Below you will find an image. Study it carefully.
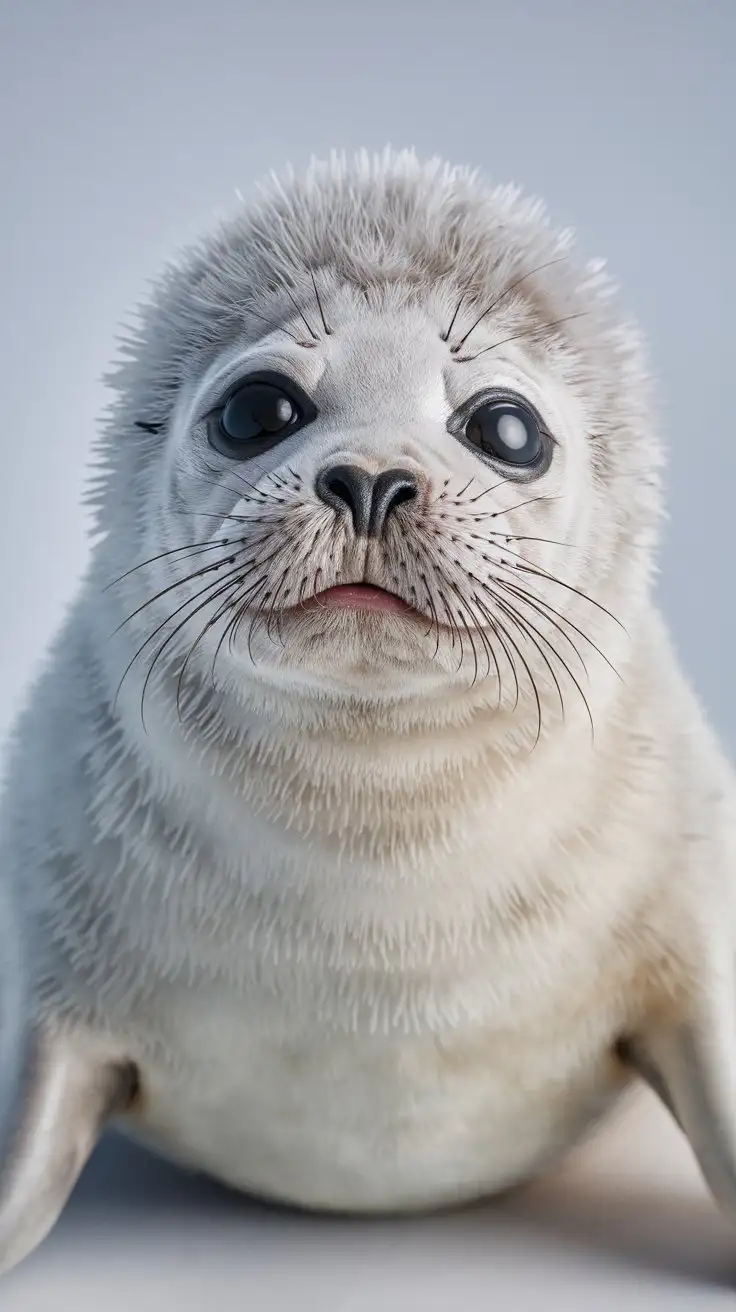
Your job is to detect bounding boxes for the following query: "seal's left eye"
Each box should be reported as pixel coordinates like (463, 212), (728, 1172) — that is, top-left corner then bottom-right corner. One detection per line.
(208, 374), (314, 460)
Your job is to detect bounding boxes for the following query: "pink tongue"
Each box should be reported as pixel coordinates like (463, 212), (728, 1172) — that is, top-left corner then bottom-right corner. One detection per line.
(307, 584), (413, 614)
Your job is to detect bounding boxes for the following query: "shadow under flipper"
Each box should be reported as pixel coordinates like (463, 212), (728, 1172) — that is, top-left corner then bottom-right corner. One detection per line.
(492, 1173), (736, 1290)
(26, 1088), (736, 1292)
(66, 1129), (247, 1216)
(489, 1084), (736, 1290)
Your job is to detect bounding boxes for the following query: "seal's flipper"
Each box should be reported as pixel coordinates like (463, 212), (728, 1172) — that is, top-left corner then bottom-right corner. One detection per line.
(0, 883), (29, 1207)
(619, 973), (736, 1222)
(0, 1027), (137, 1275)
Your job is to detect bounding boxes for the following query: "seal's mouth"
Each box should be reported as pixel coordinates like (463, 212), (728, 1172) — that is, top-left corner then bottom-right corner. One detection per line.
(293, 583), (418, 617)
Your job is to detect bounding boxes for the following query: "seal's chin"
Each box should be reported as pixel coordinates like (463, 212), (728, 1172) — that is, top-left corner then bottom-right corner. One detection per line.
(233, 581), (463, 696)
(292, 584), (418, 618)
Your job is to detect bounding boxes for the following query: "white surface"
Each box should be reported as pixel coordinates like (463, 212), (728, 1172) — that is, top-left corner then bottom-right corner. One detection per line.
(3, 1088), (734, 1308)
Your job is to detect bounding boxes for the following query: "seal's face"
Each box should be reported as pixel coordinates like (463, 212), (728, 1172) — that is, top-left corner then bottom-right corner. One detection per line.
(98, 155), (663, 729)
(161, 299), (582, 705)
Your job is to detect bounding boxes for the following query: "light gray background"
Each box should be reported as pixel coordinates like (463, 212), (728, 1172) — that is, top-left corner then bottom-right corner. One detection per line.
(0, 0), (734, 1305)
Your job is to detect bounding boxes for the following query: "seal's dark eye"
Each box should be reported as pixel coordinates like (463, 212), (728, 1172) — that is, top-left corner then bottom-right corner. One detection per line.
(465, 400), (543, 467)
(222, 385), (295, 440)
(208, 372), (315, 460)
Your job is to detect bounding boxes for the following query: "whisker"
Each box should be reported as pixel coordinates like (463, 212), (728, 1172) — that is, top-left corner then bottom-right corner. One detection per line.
(452, 590), (498, 688)
(462, 525), (576, 552)
(413, 528), (504, 682)
(214, 571), (270, 670)
(103, 537), (238, 591)
(458, 495), (560, 524)
(264, 566), (292, 644)
(492, 576), (588, 677)
(264, 468), (291, 492)
(180, 538), (296, 709)
(111, 548), (247, 635)
(466, 587), (518, 710)
(500, 533), (576, 550)
(138, 572), (249, 731)
(450, 589), (481, 685)
(242, 577), (274, 665)
(283, 284), (319, 343)
(510, 561), (626, 632)
(113, 536), (286, 692)
(464, 599), (501, 694)
(244, 305), (310, 347)
(492, 586), (595, 742)
(450, 257), (567, 353)
(463, 527), (624, 654)
(495, 574), (621, 681)
(175, 579), (246, 719)
(212, 578), (267, 679)
(495, 590), (566, 719)
(419, 572), (442, 657)
(174, 510), (288, 526)
(477, 591), (543, 746)
(457, 478), (508, 505)
(440, 290), (467, 344)
(410, 531), (461, 654)
(494, 494), (558, 519)
(195, 471), (273, 505)
(453, 313), (588, 364)
(309, 267), (332, 336)
(224, 466), (288, 502)
(113, 566), (245, 723)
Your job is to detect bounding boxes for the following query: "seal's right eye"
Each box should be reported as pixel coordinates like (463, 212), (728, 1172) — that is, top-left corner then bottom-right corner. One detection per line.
(207, 371), (316, 460)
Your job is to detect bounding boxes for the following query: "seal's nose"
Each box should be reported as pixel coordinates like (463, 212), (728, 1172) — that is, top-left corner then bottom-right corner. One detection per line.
(314, 463), (419, 537)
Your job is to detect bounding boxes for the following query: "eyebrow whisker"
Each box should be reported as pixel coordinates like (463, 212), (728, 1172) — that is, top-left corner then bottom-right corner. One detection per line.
(282, 284), (319, 343)
(453, 313), (588, 363)
(450, 257), (566, 354)
(244, 305), (310, 347)
(440, 290), (467, 343)
(309, 267), (332, 336)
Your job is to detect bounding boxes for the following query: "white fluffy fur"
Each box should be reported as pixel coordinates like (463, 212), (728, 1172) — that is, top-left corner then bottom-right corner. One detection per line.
(1, 149), (735, 1271)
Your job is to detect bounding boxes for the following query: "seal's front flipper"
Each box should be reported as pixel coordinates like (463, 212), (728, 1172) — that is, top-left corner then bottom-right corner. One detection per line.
(0, 1026), (138, 1275)
(619, 965), (736, 1223)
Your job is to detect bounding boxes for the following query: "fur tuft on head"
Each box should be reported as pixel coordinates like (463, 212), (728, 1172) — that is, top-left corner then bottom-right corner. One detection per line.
(86, 148), (662, 538)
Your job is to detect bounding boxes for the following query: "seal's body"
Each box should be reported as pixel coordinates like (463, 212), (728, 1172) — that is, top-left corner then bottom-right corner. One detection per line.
(1, 150), (735, 1271)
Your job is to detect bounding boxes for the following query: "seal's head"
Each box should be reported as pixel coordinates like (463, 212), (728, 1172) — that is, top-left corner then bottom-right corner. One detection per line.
(91, 150), (663, 738)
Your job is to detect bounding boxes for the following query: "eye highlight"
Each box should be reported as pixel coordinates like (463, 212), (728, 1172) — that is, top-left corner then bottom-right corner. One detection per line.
(207, 370), (317, 460)
(465, 398), (544, 467)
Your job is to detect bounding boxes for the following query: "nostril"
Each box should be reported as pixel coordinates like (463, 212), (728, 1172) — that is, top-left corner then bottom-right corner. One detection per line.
(369, 470), (419, 536)
(314, 464), (373, 533)
(314, 463), (420, 537)
(326, 476), (355, 506)
(388, 483), (417, 510)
